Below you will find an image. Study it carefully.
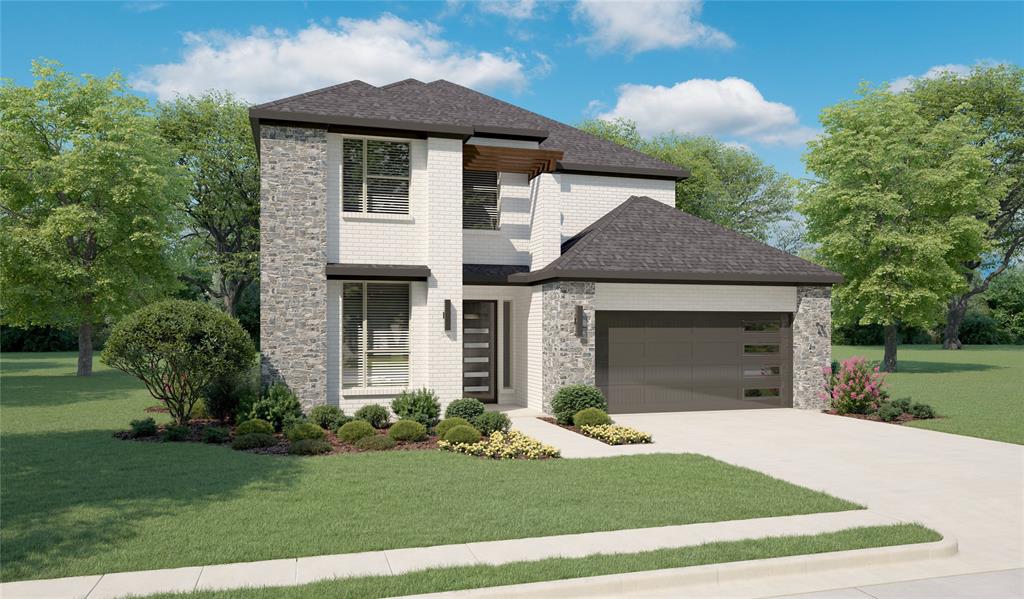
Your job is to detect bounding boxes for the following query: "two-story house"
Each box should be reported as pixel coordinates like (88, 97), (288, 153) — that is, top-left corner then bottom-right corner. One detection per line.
(252, 79), (841, 416)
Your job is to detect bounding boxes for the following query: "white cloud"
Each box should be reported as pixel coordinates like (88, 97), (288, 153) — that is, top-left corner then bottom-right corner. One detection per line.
(889, 63), (973, 93)
(573, 0), (733, 54)
(479, 0), (539, 19)
(134, 15), (532, 103)
(597, 77), (818, 146)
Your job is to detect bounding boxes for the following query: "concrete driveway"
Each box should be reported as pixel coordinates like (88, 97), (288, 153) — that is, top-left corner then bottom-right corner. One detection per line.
(607, 409), (1024, 589)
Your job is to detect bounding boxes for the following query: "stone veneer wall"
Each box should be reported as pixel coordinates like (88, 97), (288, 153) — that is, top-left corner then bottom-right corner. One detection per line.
(540, 281), (596, 414)
(259, 125), (328, 409)
(792, 285), (832, 410)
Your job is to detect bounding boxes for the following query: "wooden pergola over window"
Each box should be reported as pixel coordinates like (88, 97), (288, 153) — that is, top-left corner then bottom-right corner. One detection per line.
(463, 144), (563, 180)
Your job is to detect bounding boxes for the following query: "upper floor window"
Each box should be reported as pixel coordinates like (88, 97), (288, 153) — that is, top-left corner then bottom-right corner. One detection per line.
(342, 138), (410, 214)
(463, 170), (499, 230)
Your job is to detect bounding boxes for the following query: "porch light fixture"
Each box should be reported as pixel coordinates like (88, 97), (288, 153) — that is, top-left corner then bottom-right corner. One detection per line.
(444, 299), (452, 332)
(575, 305), (585, 338)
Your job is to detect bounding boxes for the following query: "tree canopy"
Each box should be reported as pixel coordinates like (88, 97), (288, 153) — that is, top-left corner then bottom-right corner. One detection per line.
(905, 64), (1024, 348)
(799, 84), (1006, 371)
(0, 60), (186, 375)
(156, 92), (260, 316)
(578, 118), (796, 242)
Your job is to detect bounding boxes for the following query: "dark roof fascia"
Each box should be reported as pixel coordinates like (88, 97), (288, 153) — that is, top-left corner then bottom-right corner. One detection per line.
(556, 161), (689, 181)
(250, 107), (474, 136)
(471, 125), (549, 141)
(508, 269), (843, 286)
(325, 263), (431, 281)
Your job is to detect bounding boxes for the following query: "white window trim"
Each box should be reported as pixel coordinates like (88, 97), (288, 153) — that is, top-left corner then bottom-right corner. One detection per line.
(341, 280), (411, 391)
(341, 135), (412, 215)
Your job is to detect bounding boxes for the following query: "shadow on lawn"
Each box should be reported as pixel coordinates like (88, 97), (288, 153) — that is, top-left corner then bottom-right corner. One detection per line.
(0, 369), (149, 408)
(0, 429), (301, 581)
(890, 360), (998, 374)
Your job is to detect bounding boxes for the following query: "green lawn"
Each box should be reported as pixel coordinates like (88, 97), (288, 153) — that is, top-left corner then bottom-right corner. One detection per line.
(0, 353), (860, 582)
(152, 524), (940, 599)
(833, 345), (1024, 444)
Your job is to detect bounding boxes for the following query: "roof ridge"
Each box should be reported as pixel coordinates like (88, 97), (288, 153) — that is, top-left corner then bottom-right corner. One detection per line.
(252, 80), (377, 110)
(381, 78), (425, 89)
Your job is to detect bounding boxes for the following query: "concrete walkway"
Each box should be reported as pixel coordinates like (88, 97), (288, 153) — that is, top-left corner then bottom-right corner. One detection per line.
(1, 509), (912, 599)
(503, 409), (1024, 597)
(777, 567), (1023, 598)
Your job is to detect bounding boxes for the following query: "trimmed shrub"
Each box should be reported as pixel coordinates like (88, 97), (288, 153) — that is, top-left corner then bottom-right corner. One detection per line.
(391, 388), (441, 427)
(130, 417), (158, 438)
(435, 417), (473, 439)
(355, 435), (396, 451)
(389, 419), (427, 442)
(236, 418), (274, 436)
(551, 385), (607, 425)
(286, 422), (326, 442)
(573, 407), (612, 427)
(163, 424), (190, 442)
(337, 420), (376, 444)
(309, 405), (346, 430)
(102, 300), (256, 425)
(248, 382), (303, 432)
(443, 424), (482, 444)
(445, 398), (486, 421)
(910, 403), (936, 419)
(822, 357), (888, 415)
(288, 439), (332, 455)
(231, 432), (278, 450)
(473, 412), (511, 436)
(354, 404), (389, 429)
(878, 403), (902, 422)
(202, 369), (258, 423)
(202, 426), (230, 444)
(579, 424), (652, 445)
(889, 397), (912, 414)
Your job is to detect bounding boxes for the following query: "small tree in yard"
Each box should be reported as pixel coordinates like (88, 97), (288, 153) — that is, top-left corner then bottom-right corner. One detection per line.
(102, 300), (255, 424)
(800, 84), (1005, 371)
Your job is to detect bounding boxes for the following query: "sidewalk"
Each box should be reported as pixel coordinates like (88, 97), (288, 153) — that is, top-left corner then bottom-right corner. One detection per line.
(1, 510), (910, 599)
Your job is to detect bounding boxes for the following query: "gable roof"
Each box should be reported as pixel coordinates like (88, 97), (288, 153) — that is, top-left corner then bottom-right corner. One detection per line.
(250, 79), (687, 180)
(510, 196), (843, 285)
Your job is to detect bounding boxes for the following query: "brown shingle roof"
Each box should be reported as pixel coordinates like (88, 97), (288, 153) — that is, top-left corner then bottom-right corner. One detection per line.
(510, 196), (842, 285)
(250, 79), (687, 179)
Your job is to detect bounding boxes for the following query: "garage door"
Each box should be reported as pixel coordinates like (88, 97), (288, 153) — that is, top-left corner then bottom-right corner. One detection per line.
(595, 311), (792, 413)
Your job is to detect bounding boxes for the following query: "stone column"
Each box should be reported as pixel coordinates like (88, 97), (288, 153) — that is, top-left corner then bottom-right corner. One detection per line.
(259, 125), (328, 409)
(540, 281), (596, 414)
(792, 285), (832, 410)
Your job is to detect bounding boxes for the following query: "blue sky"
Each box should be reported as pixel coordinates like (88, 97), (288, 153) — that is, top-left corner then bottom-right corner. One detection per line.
(3, 1), (1022, 178)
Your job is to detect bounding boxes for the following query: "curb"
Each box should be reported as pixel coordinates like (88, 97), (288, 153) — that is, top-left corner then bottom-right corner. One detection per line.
(393, 535), (958, 599)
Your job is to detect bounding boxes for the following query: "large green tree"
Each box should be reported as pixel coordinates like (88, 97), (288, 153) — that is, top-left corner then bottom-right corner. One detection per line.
(156, 92), (260, 316)
(0, 60), (185, 375)
(799, 85), (1005, 371)
(578, 118), (796, 241)
(906, 65), (1024, 349)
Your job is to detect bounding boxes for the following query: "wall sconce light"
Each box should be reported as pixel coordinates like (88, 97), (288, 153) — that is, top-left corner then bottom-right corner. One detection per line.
(575, 305), (584, 338)
(444, 299), (452, 332)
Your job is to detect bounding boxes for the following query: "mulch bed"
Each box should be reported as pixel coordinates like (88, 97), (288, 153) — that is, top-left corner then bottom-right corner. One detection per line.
(115, 421), (440, 456)
(537, 416), (615, 444)
(825, 410), (940, 425)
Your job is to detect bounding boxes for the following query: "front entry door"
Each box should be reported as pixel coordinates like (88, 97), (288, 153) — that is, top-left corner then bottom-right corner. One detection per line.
(463, 300), (497, 402)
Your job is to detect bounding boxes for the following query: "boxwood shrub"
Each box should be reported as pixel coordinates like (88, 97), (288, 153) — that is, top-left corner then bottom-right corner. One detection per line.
(444, 398), (485, 421)
(551, 385), (607, 424)
(202, 426), (230, 444)
(309, 405), (346, 430)
(391, 388), (441, 427)
(288, 439), (333, 455)
(130, 417), (158, 438)
(236, 418), (274, 436)
(337, 420), (376, 444)
(910, 402), (935, 419)
(248, 383), (303, 432)
(435, 417), (473, 439)
(473, 412), (511, 436)
(231, 432), (278, 450)
(355, 435), (396, 451)
(354, 404), (389, 429)
(163, 424), (190, 442)
(388, 419), (427, 442)
(444, 424), (482, 444)
(878, 403), (902, 422)
(286, 422), (326, 442)
(573, 407), (612, 427)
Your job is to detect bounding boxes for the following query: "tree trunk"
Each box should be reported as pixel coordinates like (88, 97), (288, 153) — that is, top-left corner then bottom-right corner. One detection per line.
(943, 296), (968, 350)
(221, 278), (249, 317)
(882, 324), (899, 373)
(77, 321), (93, 376)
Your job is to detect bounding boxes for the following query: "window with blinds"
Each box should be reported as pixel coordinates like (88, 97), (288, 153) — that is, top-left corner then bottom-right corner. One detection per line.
(463, 170), (499, 230)
(342, 138), (411, 214)
(341, 282), (410, 388)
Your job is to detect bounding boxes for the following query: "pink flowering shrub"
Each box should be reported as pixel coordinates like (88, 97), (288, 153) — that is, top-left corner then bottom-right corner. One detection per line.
(821, 357), (888, 414)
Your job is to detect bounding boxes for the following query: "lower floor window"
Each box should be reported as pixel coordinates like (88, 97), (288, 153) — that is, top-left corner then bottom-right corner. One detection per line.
(342, 282), (410, 388)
